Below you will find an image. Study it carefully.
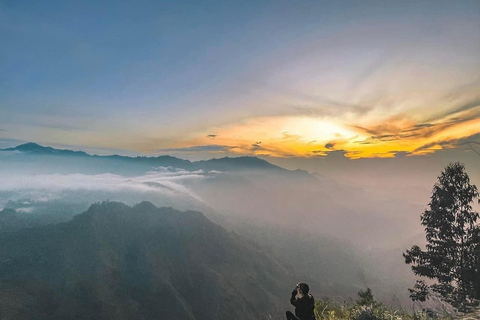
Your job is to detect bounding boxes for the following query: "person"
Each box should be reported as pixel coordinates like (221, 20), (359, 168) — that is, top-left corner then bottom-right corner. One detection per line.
(286, 283), (315, 320)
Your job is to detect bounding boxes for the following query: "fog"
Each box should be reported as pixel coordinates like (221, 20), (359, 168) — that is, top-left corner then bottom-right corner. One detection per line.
(1, 148), (478, 307)
(0, 152), (427, 247)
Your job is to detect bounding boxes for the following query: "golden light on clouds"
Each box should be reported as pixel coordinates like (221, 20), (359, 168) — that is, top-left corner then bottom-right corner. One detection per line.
(181, 104), (480, 159)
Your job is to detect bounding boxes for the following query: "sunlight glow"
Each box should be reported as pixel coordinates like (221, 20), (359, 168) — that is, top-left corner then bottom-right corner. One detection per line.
(187, 105), (480, 159)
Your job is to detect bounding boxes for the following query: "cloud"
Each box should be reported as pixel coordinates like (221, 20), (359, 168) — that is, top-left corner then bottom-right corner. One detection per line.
(413, 140), (456, 154)
(138, 81), (480, 160)
(425, 93), (480, 123)
(324, 142), (335, 149)
(0, 169), (209, 203)
(177, 106), (480, 159)
(451, 133), (480, 156)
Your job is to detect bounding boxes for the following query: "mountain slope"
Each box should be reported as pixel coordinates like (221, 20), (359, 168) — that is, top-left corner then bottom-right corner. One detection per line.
(0, 201), (294, 320)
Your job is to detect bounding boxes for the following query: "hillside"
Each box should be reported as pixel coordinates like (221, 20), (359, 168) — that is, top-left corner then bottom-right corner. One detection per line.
(0, 201), (294, 320)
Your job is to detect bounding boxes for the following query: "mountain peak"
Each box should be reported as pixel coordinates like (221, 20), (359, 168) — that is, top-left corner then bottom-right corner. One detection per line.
(2, 142), (88, 156)
(132, 201), (159, 212)
(16, 142), (43, 149)
(13, 142), (48, 152)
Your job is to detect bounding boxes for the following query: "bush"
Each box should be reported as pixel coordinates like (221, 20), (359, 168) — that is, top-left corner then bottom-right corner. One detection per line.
(313, 288), (449, 320)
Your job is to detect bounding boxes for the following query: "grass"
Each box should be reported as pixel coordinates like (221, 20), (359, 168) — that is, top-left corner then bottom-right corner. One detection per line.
(312, 289), (454, 320)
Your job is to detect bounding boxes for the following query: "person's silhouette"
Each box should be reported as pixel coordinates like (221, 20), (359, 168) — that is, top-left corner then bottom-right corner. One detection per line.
(286, 283), (315, 320)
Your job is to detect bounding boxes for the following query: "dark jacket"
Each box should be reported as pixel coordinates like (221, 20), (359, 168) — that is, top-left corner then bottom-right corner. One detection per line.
(290, 290), (315, 320)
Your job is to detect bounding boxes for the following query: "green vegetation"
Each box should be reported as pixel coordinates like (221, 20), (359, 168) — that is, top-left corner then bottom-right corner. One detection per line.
(314, 289), (452, 320)
(403, 163), (480, 311)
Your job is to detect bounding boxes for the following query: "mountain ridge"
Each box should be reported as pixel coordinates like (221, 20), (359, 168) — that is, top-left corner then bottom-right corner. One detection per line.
(1, 142), (288, 172)
(0, 201), (293, 320)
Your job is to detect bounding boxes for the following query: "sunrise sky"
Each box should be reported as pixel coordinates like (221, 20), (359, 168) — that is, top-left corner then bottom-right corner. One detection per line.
(1, 0), (480, 162)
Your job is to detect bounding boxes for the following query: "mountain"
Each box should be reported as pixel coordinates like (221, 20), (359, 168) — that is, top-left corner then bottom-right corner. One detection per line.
(2, 142), (89, 156)
(0, 143), (288, 173)
(0, 208), (38, 232)
(0, 201), (294, 320)
(0, 200), (86, 229)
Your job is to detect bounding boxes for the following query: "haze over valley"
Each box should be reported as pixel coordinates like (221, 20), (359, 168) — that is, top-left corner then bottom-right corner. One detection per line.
(2, 1), (480, 318)
(1, 142), (479, 316)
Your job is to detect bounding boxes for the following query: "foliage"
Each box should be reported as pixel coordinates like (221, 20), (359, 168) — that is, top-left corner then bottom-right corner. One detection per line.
(403, 162), (480, 311)
(357, 288), (377, 306)
(313, 288), (447, 320)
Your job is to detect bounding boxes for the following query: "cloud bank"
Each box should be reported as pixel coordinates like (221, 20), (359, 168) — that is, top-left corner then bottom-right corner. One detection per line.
(0, 168), (211, 206)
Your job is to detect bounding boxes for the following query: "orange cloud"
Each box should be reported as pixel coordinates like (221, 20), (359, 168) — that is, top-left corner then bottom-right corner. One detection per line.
(172, 103), (480, 159)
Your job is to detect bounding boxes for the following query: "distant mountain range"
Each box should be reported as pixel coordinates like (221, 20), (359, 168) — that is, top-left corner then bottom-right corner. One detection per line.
(2, 142), (89, 156)
(0, 143), (292, 173)
(0, 201), (293, 320)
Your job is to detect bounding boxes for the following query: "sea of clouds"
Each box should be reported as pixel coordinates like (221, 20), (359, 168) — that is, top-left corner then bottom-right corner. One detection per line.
(0, 167), (222, 211)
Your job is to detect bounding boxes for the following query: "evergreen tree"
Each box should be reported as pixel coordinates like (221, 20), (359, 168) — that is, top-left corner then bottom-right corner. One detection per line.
(357, 288), (376, 306)
(404, 162), (480, 311)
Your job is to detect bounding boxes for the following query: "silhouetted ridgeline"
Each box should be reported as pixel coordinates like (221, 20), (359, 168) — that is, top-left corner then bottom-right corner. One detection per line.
(0, 201), (293, 320)
(0, 143), (309, 175)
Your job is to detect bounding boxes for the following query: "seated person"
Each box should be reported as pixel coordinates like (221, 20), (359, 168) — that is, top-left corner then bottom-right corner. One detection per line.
(286, 283), (315, 320)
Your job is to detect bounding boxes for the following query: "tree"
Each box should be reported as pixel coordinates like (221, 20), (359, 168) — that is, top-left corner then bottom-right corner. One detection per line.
(404, 162), (480, 311)
(357, 288), (376, 306)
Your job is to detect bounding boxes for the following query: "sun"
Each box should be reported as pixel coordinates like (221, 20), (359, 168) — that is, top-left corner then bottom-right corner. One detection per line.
(287, 117), (360, 143)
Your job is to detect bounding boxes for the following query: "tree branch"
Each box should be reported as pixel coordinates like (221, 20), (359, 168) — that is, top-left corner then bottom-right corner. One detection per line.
(459, 141), (480, 156)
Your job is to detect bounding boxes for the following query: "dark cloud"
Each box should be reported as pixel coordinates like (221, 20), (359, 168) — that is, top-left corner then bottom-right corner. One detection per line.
(354, 134), (401, 144)
(457, 132), (480, 144)
(374, 134), (399, 141)
(351, 125), (378, 135)
(206, 134), (217, 138)
(424, 96), (480, 123)
(355, 140), (374, 145)
(403, 123), (434, 132)
(351, 116), (410, 136)
(401, 133), (421, 138)
(325, 142), (335, 149)
(414, 140), (457, 153)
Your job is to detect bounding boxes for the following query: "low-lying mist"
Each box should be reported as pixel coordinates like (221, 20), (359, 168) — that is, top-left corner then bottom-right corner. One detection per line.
(0, 149), (456, 307)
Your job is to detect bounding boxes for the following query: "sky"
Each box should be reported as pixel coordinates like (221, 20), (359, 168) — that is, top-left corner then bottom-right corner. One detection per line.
(1, 0), (480, 166)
